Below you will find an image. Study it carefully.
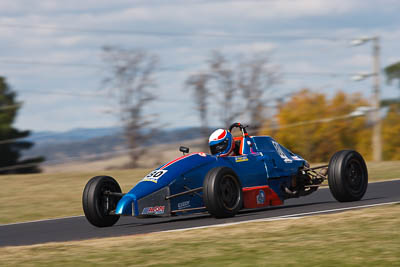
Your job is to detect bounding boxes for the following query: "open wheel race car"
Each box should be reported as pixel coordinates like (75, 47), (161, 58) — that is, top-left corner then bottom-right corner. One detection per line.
(82, 123), (368, 227)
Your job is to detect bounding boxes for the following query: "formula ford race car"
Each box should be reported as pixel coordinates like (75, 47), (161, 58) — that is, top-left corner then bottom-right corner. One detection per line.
(82, 123), (368, 227)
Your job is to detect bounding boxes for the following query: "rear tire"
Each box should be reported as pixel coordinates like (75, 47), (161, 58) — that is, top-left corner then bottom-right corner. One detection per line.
(328, 150), (368, 202)
(203, 167), (242, 218)
(82, 176), (121, 227)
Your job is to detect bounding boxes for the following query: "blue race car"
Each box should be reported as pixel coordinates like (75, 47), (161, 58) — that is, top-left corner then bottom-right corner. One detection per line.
(82, 123), (368, 227)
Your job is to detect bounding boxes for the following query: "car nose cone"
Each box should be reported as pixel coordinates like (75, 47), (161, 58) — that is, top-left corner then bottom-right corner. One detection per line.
(115, 193), (137, 216)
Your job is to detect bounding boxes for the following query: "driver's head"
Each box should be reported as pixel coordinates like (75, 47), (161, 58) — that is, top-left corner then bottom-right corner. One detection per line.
(209, 129), (234, 156)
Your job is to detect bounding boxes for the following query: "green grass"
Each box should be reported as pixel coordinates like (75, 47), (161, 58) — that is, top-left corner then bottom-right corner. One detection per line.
(366, 161), (400, 181)
(1, 204), (400, 266)
(0, 161), (399, 224)
(0, 169), (150, 224)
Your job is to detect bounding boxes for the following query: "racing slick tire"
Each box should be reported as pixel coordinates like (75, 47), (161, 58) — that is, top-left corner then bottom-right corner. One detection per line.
(82, 176), (122, 227)
(328, 150), (368, 202)
(203, 167), (243, 218)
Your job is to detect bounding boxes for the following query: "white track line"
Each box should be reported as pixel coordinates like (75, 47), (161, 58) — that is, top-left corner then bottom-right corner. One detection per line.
(162, 201), (400, 233)
(0, 215), (84, 227)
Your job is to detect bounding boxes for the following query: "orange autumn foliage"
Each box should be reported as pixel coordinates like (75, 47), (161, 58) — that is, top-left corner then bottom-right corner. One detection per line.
(382, 105), (400, 160)
(260, 89), (372, 162)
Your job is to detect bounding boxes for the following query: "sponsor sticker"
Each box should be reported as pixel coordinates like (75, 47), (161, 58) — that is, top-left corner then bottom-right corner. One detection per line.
(292, 155), (302, 161)
(178, 200), (190, 209)
(235, 156), (249, 162)
(142, 206), (165, 215)
(198, 152), (207, 157)
(142, 170), (168, 183)
(272, 141), (292, 163)
(256, 190), (265, 204)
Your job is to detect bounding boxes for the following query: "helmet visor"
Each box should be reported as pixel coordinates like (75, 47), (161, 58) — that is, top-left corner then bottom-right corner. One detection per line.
(210, 138), (229, 155)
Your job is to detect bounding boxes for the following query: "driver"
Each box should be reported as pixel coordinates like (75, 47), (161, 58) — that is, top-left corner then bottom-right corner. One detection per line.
(208, 129), (235, 157)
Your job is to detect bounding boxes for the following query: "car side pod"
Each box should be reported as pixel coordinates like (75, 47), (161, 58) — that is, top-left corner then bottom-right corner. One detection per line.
(115, 193), (137, 216)
(242, 186), (283, 209)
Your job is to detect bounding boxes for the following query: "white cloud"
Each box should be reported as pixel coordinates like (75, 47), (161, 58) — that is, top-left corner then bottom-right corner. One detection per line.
(342, 54), (372, 67)
(0, 0), (399, 132)
(284, 61), (324, 73)
(222, 42), (277, 54)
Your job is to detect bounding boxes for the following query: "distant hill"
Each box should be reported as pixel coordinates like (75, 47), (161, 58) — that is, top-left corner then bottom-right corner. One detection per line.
(26, 127), (123, 145)
(23, 126), (210, 164)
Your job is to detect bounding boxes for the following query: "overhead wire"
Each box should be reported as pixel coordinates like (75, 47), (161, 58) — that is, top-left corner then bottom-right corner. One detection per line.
(0, 59), (102, 68)
(0, 23), (346, 41)
(17, 90), (108, 98)
(0, 58), (353, 78)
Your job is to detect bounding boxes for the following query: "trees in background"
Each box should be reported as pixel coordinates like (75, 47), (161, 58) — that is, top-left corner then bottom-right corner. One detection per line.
(261, 90), (369, 162)
(0, 77), (43, 174)
(237, 53), (280, 129)
(186, 50), (280, 135)
(101, 48), (279, 161)
(383, 61), (400, 107)
(384, 61), (400, 90)
(383, 105), (400, 160)
(102, 46), (159, 167)
(99, 46), (400, 165)
(207, 51), (240, 128)
(185, 73), (212, 150)
(261, 89), (400, 162)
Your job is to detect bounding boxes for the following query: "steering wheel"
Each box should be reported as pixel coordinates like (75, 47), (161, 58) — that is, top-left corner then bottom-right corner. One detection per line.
(228, 122), (248, 137)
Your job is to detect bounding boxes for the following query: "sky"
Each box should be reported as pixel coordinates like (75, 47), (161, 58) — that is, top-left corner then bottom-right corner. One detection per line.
(1, 0), (400, 132)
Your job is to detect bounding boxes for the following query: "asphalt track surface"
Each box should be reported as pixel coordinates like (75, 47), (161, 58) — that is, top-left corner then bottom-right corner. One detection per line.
(1, 180), (399, 247)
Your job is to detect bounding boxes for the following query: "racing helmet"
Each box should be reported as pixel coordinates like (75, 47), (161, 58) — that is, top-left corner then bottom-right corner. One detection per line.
(209, 129), (234, 156)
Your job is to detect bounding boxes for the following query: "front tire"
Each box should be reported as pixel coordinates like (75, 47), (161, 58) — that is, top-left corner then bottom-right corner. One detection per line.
(203, 167), (243, 218)
(82, 176), (121, 227)
(328, 150), (368, 202)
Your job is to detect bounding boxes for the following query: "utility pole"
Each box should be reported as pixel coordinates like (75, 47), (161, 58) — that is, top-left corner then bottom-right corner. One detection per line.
(350, 36), (382, 162)
(372, 37), (382, 162)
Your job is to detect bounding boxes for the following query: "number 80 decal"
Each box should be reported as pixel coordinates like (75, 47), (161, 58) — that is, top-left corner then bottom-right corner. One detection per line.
(141, 170), (168, 183)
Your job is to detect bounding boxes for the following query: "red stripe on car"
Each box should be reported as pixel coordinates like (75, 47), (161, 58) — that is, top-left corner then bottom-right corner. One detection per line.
(159, 153), (196, 170)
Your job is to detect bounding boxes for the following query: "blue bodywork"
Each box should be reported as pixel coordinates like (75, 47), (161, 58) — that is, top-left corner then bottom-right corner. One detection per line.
(115, 136), (307, 217)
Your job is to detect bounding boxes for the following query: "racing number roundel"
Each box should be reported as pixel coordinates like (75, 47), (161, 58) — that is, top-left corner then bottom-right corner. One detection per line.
(142, 170), (168, 183)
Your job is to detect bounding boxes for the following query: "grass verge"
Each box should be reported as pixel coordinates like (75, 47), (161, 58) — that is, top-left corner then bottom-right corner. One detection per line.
(0, 161), (399, 224)
(0, 169), (150, 224)
(366, 161), (400, 181)
(1, 204), (400, 266)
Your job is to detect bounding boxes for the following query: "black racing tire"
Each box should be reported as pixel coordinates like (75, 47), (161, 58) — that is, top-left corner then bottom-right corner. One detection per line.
(203, 167), (243, 218)
(328, 150), (368, 202)
(82, 176), (121, 227)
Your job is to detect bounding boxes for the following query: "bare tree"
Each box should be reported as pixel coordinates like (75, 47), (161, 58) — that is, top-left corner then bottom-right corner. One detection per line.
(208, 51), (241, 128)
(237, 53), (281, 130)
(102, 46), (159, 167)
(185, 73), (211, 150)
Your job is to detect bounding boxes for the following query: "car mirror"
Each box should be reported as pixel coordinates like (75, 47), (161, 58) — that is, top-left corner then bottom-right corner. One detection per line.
(179, 146), (190, 155)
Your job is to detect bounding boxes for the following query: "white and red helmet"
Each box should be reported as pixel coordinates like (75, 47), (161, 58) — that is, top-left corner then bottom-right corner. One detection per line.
(208, 129), (234, 156)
